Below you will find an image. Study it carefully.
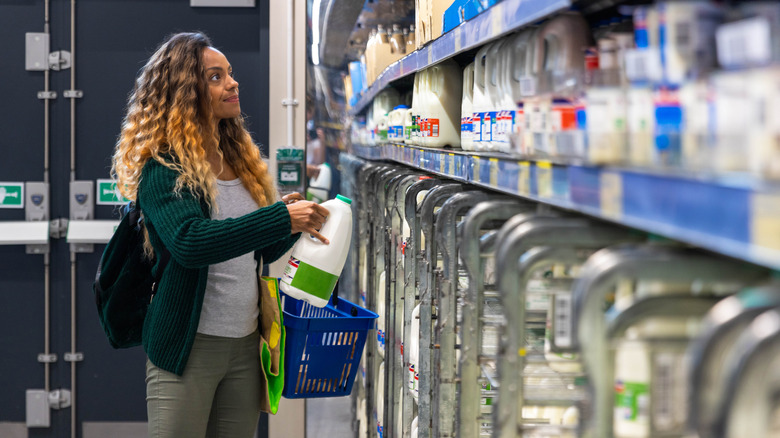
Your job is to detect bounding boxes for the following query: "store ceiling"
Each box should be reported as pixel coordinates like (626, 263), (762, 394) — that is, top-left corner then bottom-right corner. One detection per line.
(319, 0), (414, 68)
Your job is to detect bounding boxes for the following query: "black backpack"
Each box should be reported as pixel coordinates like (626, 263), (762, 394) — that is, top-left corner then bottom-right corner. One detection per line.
(93, 202), (170, 349)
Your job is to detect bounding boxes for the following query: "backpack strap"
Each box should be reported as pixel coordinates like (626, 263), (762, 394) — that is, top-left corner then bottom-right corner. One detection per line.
(133, 199), (171, 294)
(152, 242), (170, 293)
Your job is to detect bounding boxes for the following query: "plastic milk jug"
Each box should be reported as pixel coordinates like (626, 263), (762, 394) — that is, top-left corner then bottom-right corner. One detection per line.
(365, 29), (378, 85)
(484, 39), (506, 152)
(396, 387), (404, 437)
(377, 270), (386, 358)
(417, 68), (431, 146)
(390, 24), (405, 55)
(359, 399), (368, 438)
(409, 303), (421, 402)
(376, 361), (385, 438)
(424, 59), (463, 148)
(496, 36), (520, 154)
(403, 107), (415, 144)
(280, 195), (353, 307)
(373, 26), (394, 82)
(306, 162), (331, 203)
(461, 62), (476, 151)
(419, 68), (436, 147)
(614, 318), (697, 437)
(373, 88), (401, 126)
(533, 12), (591, 156)
(410, 71), (424, 146)
(472, 44), (493, 151)
(507, 28), (540, 156)
(388, 105), (409, 143)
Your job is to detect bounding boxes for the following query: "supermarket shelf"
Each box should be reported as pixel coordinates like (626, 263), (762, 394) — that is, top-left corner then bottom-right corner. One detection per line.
(348, 0), (571, 116)
(349, 143), (780, 271)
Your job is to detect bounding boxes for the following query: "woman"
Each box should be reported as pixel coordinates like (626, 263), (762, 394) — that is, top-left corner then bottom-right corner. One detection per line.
(112, 32), (328, 437)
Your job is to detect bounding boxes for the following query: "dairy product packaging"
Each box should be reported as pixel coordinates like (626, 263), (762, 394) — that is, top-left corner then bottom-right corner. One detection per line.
(280, 195), (353, 307)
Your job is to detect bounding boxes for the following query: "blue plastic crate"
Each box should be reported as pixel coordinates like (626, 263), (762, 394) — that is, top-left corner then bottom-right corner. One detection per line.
(281, 292), (378, 398)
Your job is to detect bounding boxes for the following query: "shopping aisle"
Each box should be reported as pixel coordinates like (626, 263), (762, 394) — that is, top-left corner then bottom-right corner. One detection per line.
(305, 1), (780, 437)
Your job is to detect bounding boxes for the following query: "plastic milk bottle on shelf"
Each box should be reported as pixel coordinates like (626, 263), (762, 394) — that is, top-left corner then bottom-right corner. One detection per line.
(388, 105), (409, 143)
(280, 195), (353, 307)
(419, 68), (434, 147)
(507, 28), (539, 156)
(410, 71), (424, 146)
(409, 303), (421, 402)
(425, 59), (463, 148)
(365, 29), (378, 85)
(497, 35), (521, 154)
(306, 162), (331, 203)
(484, 40), (505, 152)
(377, 270), (386, 357)
(472, 44), (493, 151)
(461, 62), (476, 151)
(376, 361), (385, 438)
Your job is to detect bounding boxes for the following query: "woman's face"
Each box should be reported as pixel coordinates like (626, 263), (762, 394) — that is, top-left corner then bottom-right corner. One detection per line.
(203, 47), (240, 121)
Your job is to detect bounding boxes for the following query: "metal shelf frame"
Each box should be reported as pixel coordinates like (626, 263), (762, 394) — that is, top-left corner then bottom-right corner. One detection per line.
(349, 143), (780, 272)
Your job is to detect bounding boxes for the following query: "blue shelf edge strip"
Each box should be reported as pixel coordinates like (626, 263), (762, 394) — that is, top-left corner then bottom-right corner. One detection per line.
(349, 0), (572, 116)
(348, 143), (780, 272)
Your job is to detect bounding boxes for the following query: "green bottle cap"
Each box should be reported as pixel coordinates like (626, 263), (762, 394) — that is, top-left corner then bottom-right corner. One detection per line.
(336, 194), (352, 205)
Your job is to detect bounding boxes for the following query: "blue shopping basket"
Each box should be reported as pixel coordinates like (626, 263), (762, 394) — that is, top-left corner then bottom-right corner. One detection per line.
(281, 292), (378, 398)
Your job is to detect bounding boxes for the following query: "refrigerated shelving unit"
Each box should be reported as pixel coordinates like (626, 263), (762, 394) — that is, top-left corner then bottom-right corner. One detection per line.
(346, 0), (780, 272)
(341, 1), (780, 437)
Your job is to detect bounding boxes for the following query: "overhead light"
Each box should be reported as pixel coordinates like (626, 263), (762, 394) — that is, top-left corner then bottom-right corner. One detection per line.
(312, 44), (320, 66)
(311, 0), (322, 65)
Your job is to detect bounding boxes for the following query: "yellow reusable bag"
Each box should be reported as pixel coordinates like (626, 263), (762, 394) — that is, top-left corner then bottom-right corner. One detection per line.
(258, 276), (285, 414)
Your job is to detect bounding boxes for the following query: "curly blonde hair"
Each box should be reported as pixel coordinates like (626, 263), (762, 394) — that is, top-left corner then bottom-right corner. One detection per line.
(112, 32), (276, 215)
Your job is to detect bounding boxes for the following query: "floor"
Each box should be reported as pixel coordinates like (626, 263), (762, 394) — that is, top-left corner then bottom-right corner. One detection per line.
(306, 396), (353, 437)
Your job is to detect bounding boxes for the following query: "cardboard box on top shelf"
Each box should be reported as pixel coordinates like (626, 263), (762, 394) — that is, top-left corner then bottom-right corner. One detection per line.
(415, 0), (429, 48)
(416, 0), (451, 49)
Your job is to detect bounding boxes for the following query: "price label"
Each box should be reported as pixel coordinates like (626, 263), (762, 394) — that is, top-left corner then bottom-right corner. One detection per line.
(489, 158), (499, 186)
(600, 172), (623, 219)
(751, 193), (780, 251)
(454, 26), (462, 52)
(472, 156), (481, 182)
(449, 153), (455, 176)
(518, 161), (530, 196)
(537, 161), (552, 198)
(440, 153), (446, 174)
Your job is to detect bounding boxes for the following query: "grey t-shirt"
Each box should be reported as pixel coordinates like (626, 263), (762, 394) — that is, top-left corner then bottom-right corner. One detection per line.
(197, 178), (260, 337)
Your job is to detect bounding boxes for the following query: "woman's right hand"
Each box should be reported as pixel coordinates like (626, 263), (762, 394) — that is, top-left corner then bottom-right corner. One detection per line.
(286, 200), (330, 244)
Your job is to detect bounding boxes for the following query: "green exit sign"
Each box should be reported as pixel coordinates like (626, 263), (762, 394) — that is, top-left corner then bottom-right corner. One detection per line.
(97, 179), (130, 205)
(0, 182), (24, 208)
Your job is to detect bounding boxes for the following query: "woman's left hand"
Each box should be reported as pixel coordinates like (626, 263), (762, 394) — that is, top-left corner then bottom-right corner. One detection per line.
(282, 192), (305, 205)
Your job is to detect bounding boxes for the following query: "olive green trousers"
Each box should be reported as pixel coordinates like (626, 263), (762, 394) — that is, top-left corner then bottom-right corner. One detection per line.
(146, 331), (261, 438)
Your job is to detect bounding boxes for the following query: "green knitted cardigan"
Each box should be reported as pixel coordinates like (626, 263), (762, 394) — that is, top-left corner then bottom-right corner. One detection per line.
(138, 157), (299, 376)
